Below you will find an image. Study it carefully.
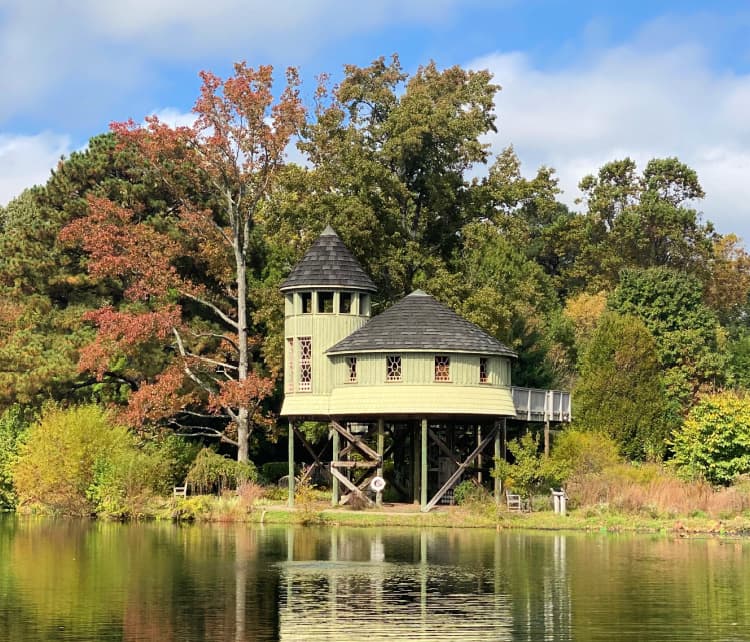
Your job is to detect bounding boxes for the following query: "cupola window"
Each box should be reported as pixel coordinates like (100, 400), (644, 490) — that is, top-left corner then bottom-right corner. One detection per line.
(300, 292), (312, 314)
(479, 357), (489, 384)
(318, 291), (334, 313)
(299, 336), (312, 392)
(340, 292), (353, 314)
(360, 294), (371, 316)
(434, 355), (450, 382)
(386, 355), (402, 382)
(346, 356), (357, 383)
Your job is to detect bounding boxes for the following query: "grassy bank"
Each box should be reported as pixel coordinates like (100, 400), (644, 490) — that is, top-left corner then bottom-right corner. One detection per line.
(153, 495), (750, 537)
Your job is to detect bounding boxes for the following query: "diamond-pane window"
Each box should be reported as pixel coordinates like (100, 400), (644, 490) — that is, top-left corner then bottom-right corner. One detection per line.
(479, 357), (489, 384)
(299, 336), (312, 392)
(347, 356), (357, 383)
(286, 338), (294, 392)
(434, 355), (450, 382)
(386, 355), (402, 382)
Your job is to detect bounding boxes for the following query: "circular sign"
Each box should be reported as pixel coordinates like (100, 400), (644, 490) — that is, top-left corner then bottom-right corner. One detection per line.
(370, 476), (386, 492)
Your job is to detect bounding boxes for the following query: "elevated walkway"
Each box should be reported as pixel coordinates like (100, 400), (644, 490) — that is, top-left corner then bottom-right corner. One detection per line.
(511, 387), (571, 423)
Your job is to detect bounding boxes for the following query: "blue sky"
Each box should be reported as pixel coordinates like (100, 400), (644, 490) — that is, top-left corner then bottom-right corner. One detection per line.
(2, 0), (750, 240)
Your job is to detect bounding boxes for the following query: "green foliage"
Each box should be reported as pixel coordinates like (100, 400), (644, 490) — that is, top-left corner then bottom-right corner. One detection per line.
(610, 268), (726, 408)
(493, 432), (560, 496)
(259, 461), (290, 484)
(550, 429), (621, 483)
(149, 433), (201, 486)
(0, 405), (34, 509)
(671, 392), (750, 485)
(452, 480), (489, 506)
(184, 448), (258, 495)
(87, 447), (168, 519)
(574, 312), (670, 460)
(12, 404), (135, 515)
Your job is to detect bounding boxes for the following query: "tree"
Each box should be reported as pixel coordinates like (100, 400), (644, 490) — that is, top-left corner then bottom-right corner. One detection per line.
(267, 55), (499, 304)
(575, 157), (715, 290)
(61, 63), (304, 462)
(610, 267), (726, 409)
(671, 391), (750, 485)
(573, 312), (669, 460)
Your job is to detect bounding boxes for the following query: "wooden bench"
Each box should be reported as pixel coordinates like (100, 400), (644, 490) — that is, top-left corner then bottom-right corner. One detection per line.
(173, 485), (187, 498)
(506, 490), (529, 512)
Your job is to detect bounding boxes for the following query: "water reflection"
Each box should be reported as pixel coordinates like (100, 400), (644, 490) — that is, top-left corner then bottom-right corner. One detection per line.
(1, 516), (750, 641)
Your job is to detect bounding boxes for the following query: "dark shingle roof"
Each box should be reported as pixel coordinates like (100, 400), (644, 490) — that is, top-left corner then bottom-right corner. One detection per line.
(280, 226), (377, 292)
(327, 290), (517, 357)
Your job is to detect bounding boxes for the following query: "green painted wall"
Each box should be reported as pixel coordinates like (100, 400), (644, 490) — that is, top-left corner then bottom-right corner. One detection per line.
(283, 290), (370, 396)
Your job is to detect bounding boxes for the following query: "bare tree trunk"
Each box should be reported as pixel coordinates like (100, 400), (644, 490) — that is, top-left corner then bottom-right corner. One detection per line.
(235, 215), (250, 463)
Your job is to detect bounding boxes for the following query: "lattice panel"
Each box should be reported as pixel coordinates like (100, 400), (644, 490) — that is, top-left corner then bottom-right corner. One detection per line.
(386, 355), (402, 381)
(347, 356), (357, 383)
(434, 355), (450, 382)
(299, 336), (312, 392)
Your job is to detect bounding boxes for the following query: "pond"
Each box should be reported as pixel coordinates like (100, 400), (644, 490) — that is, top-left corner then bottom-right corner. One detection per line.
(1, 515), (749, 641)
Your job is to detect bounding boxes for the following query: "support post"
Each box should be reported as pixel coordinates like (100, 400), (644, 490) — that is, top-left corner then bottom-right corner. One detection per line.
(412, 424), (419, 503)
(331, 424), (340, 507)
(376, 418), (384, 507)
(421, 418), (428, 510)
(477, 425), (483, 484)
(288, 421), (295, 508)
(544, 419), (550, 457)
(494, 420), (501, 504)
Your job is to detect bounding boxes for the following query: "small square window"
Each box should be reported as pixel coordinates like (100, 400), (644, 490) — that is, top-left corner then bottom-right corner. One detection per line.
(300, 292), (312, 314)
(318, 292), (334, 313)
(360, 294), (371, 316)
(340, 292), (353, 314)
(479, 357), (489, 384)
(386, 355), (402, 381)
(435, 355), (450, 382)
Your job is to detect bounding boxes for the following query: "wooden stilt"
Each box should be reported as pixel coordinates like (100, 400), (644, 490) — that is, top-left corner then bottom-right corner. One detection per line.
(331, 425), (340, 507)
(422, 425), (499, 512)
(288, 421), (295, 507)
(544, 419), (550, 457)
(412, 424), (419, 503)
(494, 420), (502, 504)
(477, 425), (483, 484)
(421, 418), (428, 510)
(376, 418), (384, 507)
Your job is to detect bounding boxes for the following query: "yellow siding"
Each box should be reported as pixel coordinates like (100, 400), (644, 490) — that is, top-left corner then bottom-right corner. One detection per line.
(278, 385), (517, 417)
(329, 353), (512, 387)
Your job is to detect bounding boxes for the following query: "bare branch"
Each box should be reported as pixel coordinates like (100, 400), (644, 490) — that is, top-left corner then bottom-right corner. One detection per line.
(188, 331), (240, 353)
(180, 291), (238, 329)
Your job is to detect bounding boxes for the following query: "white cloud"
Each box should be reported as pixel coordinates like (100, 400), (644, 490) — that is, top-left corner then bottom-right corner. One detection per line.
(469, 42), (750, 241)
(149, 108), (197, 129)
(0, 132), (71, 205)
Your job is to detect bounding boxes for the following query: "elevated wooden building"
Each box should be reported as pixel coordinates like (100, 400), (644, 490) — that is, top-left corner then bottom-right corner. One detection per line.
(282, 226), (570, 511)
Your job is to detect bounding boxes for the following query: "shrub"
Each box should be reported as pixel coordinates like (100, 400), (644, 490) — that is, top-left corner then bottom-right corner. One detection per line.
(260, 461), (290, 484)
(237, 480), (265, 512)
(0, 405), (34, 510)
(551, 429), (621, 483)
(453, 480), (489, 506)
(671, 391), (750, 485)
(87, 447), (168, 519)
(150, 434), (201, 487)
(13, 404), (134, 516)
(185, 448), (258, 495)
(494, 432), (560, 496)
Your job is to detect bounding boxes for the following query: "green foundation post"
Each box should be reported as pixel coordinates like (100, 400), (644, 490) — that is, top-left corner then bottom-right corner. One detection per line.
(376, 418), (384, 507)
(331, 424), (340, 507)
(420, 418), (428, 510)
(288, 421), (295, 508)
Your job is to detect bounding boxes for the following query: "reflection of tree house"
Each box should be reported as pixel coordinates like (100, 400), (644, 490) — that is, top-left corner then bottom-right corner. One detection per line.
(281, 226), (571, 511)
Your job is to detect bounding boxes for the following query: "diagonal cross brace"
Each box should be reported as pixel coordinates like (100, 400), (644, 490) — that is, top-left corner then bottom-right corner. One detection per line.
(292, 425), (330, 483)
(329, 467), (374, 506)
(330, 420), (380, 462)
(422, 425), (499, 513)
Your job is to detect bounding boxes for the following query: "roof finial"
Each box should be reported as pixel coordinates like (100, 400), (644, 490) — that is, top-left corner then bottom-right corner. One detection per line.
(321, 224), (337, 236)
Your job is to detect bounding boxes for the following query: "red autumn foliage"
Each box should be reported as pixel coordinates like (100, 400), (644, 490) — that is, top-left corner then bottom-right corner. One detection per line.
(123, 363), (198, 427)
(58, 63), (303, 458)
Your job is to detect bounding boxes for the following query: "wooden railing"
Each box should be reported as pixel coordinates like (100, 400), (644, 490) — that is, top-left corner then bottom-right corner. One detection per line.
(511, 387), (571, 423)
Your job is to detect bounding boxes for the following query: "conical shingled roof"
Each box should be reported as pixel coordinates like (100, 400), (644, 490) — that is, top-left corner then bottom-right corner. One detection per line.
(279, 225), (377, 292)
(326, 290), (517, 357)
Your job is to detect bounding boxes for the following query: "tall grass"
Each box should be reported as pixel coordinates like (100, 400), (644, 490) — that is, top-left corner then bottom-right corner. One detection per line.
(570, 464), (750, 519)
